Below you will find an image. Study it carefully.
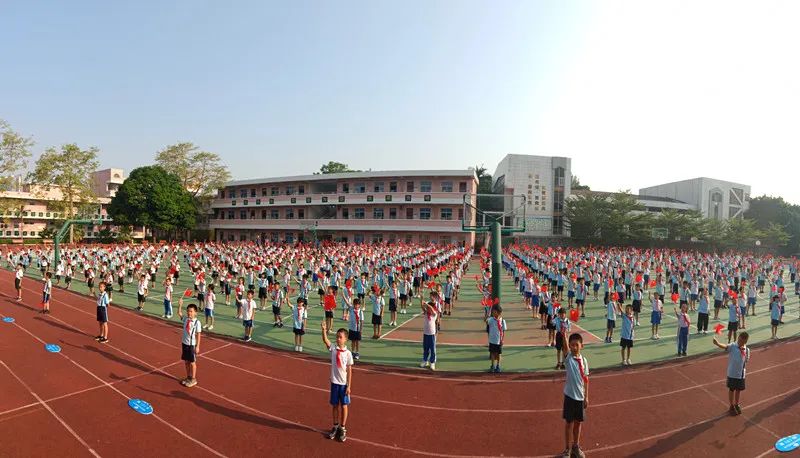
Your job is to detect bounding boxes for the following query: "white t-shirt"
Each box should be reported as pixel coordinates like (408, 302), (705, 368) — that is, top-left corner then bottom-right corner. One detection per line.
(15, 269), (23, 280)
(164, 284), (173, 301)
(205, 291), (215, 310)
(241, 298), (256, 320)
(422, 309), (437, 336)
(329, 344), (353, 386)
(181, 317), (202, 345)
(137, 280), (148, 295)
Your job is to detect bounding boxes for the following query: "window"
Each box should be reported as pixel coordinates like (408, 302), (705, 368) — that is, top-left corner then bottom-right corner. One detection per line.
(291, 198), (297, 204)
(367, 195), (374, 202)
(354, 208), (365, 219)
(372, 233), (383, 244)
(22, 231), (27, 236)
(286, 209), (294, 219)
(342, 208), (349, 219)
(389, 182), (397, 192)
(405, 234), (413, 243)
(240, 210), (247, 220)
(373, 208), (384, 219)
(405, 195), (412, 202)
(458, 208), (464, 220)
(385, 195), (392, 202)
(322, 196), (328, 203)
(250, 188), (256, 197)
(424, 195), (431, 202)
(406, 181), (415, 192)
(459, 182), (467, 193)
(441, 181), (453, 192)
(353, 234), (364, 244)
(261, 210), (267, 219)
(271, 187), (279, 195)
(298, 209), (305, 219)
(269, 198), (275, 204)
(228, 210), (234, 219)
(228, 190), (236, 198)
(261, 188), (267, 196)
(389, 208), (397, 219)
(420, 208), (431, 220)
(553, 216), (564, 235)
(243, 200), (248, 206)
(306, 197), (312, 203)
(4, 231), (9, 236)
(374, 182), (384, 192)
(440, 208), (453, 220)
(218, 210), (225, 220)
(406, 208), (414, 219)
(240, 189), (247, 198)
(440, 236), (451, 245)
(338, 196), (345, 203)
(354, 183), (366, 193)
(271, 209), (279, 219)
(298, 185), (305, 195)
(555, 167), (565, 187)
(342, 183), (349, 193)
(286, 186), (295, 195)
(256, 199), (261, 205)
(420, 181), (432, 192)
(285, 233), (294, 243)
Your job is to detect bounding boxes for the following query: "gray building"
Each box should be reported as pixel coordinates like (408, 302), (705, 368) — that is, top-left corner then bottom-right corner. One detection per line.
(492, 154), (571, 236)
(639, 177), (750, 220)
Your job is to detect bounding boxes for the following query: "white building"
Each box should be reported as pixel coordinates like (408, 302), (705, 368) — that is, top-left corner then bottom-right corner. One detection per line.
(571, 190), (697, 214)
(492, 154), (571, 237)
(639, 178), (751, 220)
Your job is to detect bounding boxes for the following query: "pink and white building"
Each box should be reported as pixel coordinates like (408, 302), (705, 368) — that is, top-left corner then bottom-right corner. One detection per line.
(209, 170), (479, 246)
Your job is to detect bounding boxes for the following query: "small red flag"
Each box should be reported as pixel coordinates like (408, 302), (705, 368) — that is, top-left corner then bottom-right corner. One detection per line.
(183, 289), (193, 297)
(714, 323), (725, 335)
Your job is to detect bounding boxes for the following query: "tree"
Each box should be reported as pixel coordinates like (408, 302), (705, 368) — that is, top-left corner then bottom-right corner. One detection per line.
(744, 195), (800, 254)
(571, 175), (590, 191)
(564, 194), (609, 241)
(154, 142), (231, 199)
(723, 218), (760, 249)
(0, 120), (34, 216)
(475, 165), (493, 194)
(108, 166), (196, 240)
(759, 222), (790, 249)
(28, 143), (99, 242)
(317, 161), (359, 174)
(654, 209), (704, 241)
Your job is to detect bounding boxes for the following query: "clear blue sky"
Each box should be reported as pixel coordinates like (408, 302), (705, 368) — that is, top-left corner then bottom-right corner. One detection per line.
(3, 1), (800, 203)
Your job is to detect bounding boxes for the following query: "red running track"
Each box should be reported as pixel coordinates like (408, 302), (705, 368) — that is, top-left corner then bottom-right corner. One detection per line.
(0, 269), (798, 457)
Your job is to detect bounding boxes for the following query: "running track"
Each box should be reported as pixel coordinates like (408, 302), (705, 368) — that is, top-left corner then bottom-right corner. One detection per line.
(0, 269), (797, 457)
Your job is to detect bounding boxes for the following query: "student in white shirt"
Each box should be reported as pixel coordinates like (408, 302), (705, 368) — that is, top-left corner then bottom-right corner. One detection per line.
(420, 300), (438, 370)
(177, 298), (202, 388)
(42, 271), (53, 314)
(321, 320), (353, 443)
(240, 289), (257, 342)
(14, 263), (23, 301)
(290, 297), (308, 352)
(204, 284), (216, 330)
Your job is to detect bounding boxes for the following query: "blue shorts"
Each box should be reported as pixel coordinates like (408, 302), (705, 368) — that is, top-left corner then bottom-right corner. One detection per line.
(651, 310), (661, 325)
(567, 291), (575, 298)
(690, 294), (698, 301)
(205, 308), (214, 318)
(330, 383), (350, 406)
(593, 284), (600, 292)
(243, 319), (253, 328)
(525, 291), (532, 299)
(607, 319), (616, 329)
(532, 295), (540, 306)
(740, 307), (746, 316)
(747, 297), (756, 306)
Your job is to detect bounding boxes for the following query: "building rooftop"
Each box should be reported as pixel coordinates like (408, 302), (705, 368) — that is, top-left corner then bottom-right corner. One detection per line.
(572, 189), (689, 204)
(226, 169), (478, 187)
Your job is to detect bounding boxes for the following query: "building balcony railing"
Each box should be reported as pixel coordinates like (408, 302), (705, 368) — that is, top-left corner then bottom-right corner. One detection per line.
(210, 218), (463, 233)
(210, 191), (470, 209)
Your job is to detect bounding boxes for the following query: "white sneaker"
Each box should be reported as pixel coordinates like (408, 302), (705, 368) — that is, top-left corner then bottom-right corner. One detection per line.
(420, 361), (430, 368)
(651, 336), (657, 340)
(430, 363), (436, 371)
(626, 359), (631, 365)
(208, 325), (214, 330)
(202, 324), (208, 329)
(294, 346), (299, 351)
(298, 346), (303, 352)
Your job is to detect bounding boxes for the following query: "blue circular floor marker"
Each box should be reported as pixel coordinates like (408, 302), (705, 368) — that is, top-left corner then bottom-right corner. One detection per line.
(2, 317), (14, 323)
(776, 434), (800, 452)
(44, 344), (61, 353)
(128, 399), (153, 415)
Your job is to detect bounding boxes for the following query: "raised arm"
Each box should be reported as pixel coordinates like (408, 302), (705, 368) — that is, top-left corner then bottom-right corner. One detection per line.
(178, 297), (185, 319)
(321, 321), (331, 348)
(712, 337), (727, 350)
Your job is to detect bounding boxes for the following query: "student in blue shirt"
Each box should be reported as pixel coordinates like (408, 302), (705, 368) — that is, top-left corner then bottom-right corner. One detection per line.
(618, 303), (635, 365)
(713, 332), (750, 416)
(487, 304), (507, 373)
(696, 288), (710, 334)
(604, 297), (617, 344)
(727, 295), (741, 344)
(562, 333), (589, 458)
(95, 281), (110, 343)
(770, 295), (782, 339)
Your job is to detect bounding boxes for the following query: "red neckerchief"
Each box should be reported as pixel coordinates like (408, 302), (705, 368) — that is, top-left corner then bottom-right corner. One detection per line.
(496, 317), (504, 344)
(354, 308), (361, 331)
(681, 312), (691, 327)
(573, 355), (588, 384)
(335, 347), (347, 368)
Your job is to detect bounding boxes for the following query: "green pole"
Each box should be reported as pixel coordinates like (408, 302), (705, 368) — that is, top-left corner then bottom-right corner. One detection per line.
(491, 220), (502, 304)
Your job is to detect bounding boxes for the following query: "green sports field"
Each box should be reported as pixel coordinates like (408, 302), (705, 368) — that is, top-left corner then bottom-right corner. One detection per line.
(15, 258), (800, 372)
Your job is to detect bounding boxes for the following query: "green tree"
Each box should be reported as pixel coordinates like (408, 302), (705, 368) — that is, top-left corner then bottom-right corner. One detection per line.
(744, 195), (800, 254)
(0, 120), (34, 217)
(723, 218), (760, 249)
(317, 161), (359, 174)
(653, 209), (704, 242)
(759, 222), (790, 249)
(108, 166), (197, 240)
(154, 142), (231, 199)
(571, 175), (590, 191)
(699, 218), (727, 250)
(28, 143), (100, 242)
(564, 194), (609, 241)
(475, 165), (493, 194)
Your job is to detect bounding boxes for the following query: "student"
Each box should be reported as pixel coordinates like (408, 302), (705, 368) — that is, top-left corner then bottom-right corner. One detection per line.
(746, 282), (757, 316)
(675, 303), (691, 356)
(487, 304), (507, 373)
(258, 273), (269, 310)
(618, 303), (635, 365)
(290, 297), (308, 352)
(41, 271), (52, 314)
(270, 283), (285, 328)
(321, 322), (353, 443)
(562, 333), (589, 458)
(163, 276), (174, 319)
(370, 288), (385, 339)
(648, 291), (663, 339)
(14, 263), (23, 301)
(177, 298), (202, 387)
(604, 297), (617, 343)
(713, 332), (750, 416)
(65, 263), (73, 290)
(347, 298), (364, 360)
(240, 289), (257, 342)
(323, 286), (336, 333)
(235, 277), (245, 318)
(553, 307), (571, 369)
(631, 284), (643, 326)
(575, 278), (587, 318)
(204, 284), (216, 330)
(95, 282), (110, 343)
(136, 274), (148, 312)
(769, 294), (781, 339)
(420, 300), (438, 370)
(727, 295), (740, 344)
(697, 288), (710, 334)
(388, 281), (399, 327)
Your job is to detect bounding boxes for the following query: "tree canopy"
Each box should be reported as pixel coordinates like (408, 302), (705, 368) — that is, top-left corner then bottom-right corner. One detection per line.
(571, 175), (590, 190)
(28, 143), (99, 218)
(0, 120), (34, 217)
(317, 161), (359, 174)
(155, 142), (231, 199)
(108, 166), (197, 236)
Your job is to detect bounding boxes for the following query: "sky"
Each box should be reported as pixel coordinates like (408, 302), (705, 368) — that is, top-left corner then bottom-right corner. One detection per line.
(2, 1), (800, 203)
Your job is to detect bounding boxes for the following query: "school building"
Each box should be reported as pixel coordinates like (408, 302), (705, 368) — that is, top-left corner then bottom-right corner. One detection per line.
(0, 168), (145, 241)
(492, 154), (572, 237)
(639, 177), (751, 220)
(209, 170), (480, 246)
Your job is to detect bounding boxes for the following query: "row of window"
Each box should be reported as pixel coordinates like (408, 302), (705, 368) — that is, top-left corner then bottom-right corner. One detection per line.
(223, 181), (469, 198)
(217, 207), (463, 221)
(0, 211), (109, 219)
(228, 193), (444, 206)
(222, 231), (455, 245)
